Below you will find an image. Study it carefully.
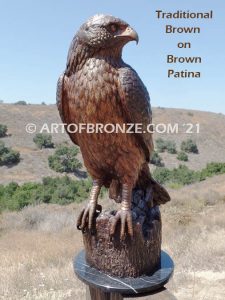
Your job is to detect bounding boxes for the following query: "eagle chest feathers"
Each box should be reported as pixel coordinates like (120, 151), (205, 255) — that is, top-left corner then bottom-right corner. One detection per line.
(69, 58), (123, 123)
(65, 60), (145, 179)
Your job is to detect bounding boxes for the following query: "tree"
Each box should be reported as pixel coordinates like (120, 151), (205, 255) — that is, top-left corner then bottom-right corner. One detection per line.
(33, 133), (54, 149)
(150, 151), (164, 167)
(48, 144), (82, 173)
(0, 141), (20, 166)
(181, 139), (199, 154)
(177, 151), (188, 162)
(0, 124), (7, 138)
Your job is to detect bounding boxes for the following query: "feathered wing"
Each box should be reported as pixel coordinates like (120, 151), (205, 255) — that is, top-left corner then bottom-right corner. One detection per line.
(118, 66), (154, 162)
(56, 73), (66, 123)
(56, 73), (79, 146)
(115, 66), (170, 205)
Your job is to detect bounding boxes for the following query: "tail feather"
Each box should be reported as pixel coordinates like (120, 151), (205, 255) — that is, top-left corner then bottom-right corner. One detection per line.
(149, 177), (171, 205)
(109, 164), (170, 206)
(109, 177), (170, 206)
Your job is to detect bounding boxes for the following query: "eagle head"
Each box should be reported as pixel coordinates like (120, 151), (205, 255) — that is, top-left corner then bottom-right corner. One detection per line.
(76, 14), (139, 50)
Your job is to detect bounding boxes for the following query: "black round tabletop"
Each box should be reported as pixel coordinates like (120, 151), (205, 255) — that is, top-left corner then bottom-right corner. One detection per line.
(74, 250), (174, 295)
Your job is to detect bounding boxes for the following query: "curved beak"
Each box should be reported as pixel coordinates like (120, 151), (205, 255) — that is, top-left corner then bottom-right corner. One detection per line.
(116, 26), (139, 44)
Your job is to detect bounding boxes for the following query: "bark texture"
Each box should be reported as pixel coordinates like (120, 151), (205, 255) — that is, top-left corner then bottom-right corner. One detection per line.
(83, 204), (161, 278)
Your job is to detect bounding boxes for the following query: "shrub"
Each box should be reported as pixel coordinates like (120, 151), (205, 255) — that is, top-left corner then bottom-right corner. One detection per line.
(155, 138), (177, 154)
(166, 141), (177, 154)
(153, 167), (171, 184)
(172, 165), (201, 185)
(201, 162), (225, 178)
(0, 141), (7, 155)
(4, 182), (19, 195)
(0, 141), (20, 166)
(1, 150), (20, 165)
(181, 139), (199, 154)
(153, 163), (225, 187)
(0, 176), (92, 212)
(7, 182), (40, 210)
(153, 165), (201, 185)
(33, 133), (54, 149)
(155, 138), (167, 153)
(0, 124), (7, 138)
(150, 151), (164, 167)
(48, 144), (82, 173)
(14, 100), (27, 105)
(177, 151), (188, 162)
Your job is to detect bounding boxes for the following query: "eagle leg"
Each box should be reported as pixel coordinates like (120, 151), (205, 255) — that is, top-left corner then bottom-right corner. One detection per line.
(110, 184), (133, 240)
(77, 179), (102, 232)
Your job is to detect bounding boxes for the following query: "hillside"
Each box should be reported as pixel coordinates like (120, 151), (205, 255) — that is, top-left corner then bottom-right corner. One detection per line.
(0, 103), (225, 299)
(0, 103), (225, 185)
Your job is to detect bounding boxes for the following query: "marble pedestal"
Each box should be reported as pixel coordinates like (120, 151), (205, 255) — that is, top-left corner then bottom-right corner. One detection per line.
(74, 250), (174, 299)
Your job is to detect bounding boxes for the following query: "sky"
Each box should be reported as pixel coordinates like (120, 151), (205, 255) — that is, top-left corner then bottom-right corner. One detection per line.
(0, 0), (225, 113)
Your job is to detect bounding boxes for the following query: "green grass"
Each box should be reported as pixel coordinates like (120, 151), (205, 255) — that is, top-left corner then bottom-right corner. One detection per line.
(153, 162), (225, 186)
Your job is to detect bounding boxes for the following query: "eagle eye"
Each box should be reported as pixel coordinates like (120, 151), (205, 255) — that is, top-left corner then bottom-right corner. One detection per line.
(108, 23), (118, 33)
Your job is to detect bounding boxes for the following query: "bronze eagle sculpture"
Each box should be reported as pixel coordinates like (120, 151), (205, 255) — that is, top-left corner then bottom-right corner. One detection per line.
(57, 14), (170, 239)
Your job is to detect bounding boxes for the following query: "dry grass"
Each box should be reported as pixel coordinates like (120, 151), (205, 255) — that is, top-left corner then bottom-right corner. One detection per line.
(0, 180), (225, 300)
(160, 177), (225, 300)
(0, 204), (85, 300)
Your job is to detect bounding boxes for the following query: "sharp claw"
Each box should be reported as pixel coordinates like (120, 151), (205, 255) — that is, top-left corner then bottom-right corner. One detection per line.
(110, 214), (120, 236)
(77, 208), (85, 230)
(76, 202), (100, 232)
(81, 209), (89, 229)
(110, 210), (133, 240)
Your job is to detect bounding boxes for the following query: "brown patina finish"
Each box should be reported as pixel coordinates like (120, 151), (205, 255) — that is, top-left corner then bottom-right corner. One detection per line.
(57, 14), (170, 240)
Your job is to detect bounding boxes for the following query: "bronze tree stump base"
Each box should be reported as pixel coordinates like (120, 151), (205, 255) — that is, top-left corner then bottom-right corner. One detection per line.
(83, 204), (162, 278)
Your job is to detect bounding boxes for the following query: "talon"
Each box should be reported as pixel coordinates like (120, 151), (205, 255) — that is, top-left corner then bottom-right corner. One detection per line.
(77, 208), (85, 230)
(110, 209), (133, 240)
(77, 179), (102, 232)
(76, 202), (98, 231)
